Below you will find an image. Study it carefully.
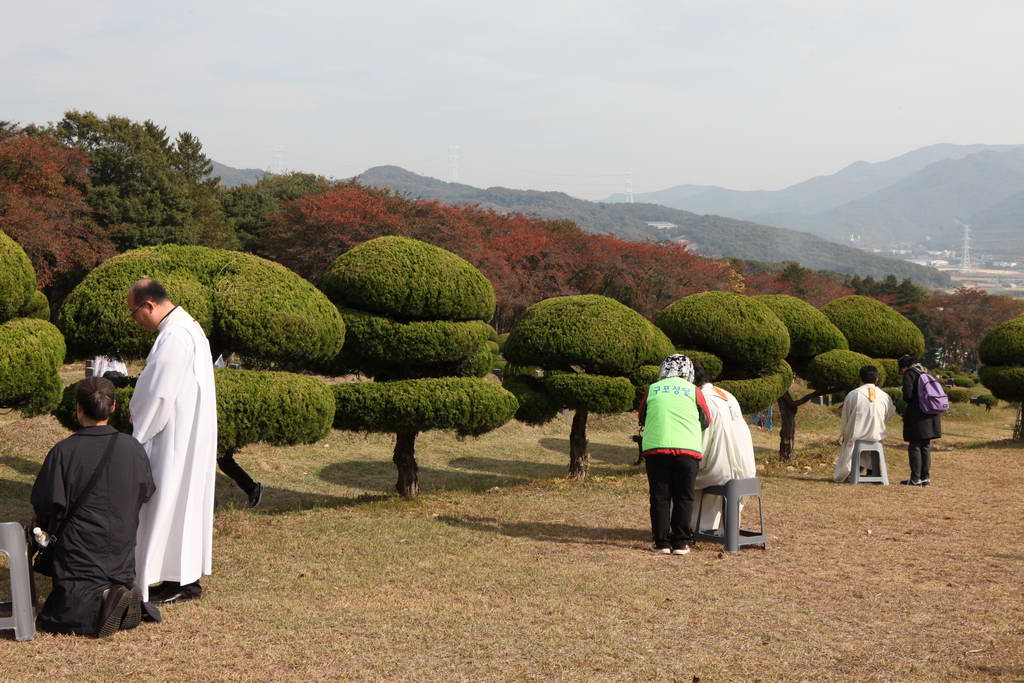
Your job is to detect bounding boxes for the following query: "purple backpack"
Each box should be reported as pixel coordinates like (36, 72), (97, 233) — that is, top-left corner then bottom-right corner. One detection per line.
(917, 372), (949, 414)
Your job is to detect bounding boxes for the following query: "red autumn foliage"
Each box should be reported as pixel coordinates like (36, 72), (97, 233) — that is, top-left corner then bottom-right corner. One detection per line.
(259, 181), (739, 329)
(0, 128), (115, 289)
(920, 287), (1024, 368)
(743, 262), (854, 307)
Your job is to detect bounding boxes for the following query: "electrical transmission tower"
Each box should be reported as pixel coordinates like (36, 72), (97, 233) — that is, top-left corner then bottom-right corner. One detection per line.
(448, 146), (461, 183)
(957, 219), (972, 272)
(625, 170), (634, 204)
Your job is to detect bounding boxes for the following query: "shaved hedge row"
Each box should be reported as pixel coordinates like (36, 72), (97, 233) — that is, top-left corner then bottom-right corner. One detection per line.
(340, 308), (492, 365)
(332, 377), (519, 436)
(979, 316), (1024, 367)
(757, 294), (848, 360)
(821, 295), (925, 359)
(322, 236), (496, 322)
(0, 231), (36, 322)
(504, 295), (674, 376)
(502, 374), (562, 425)
(0, 318), (66, 415)
(717, 362), (794, 415)
(57, 245), (345, 365)
(543, 373), (635, 414)
(656, 292), (790, 369)
(55, 369), (335, 454)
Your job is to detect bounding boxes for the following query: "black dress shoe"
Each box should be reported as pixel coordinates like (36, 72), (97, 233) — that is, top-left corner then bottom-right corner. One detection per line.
(151, 581), (202, 605)
(96, 585), (130, 638)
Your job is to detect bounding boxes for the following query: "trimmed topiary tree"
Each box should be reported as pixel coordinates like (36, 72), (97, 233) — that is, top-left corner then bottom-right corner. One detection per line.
(822, 295), (925, 376)
(979, 315), (1024, 439)
(0, 231), (65, 415)
(655, 291), (794, 415)
(57, 244), (345, 366)
(503, 294), (675, 480)
(757, 294), (851, 460)
(323, 236), (518, 497)
(55, 369), (335, 454)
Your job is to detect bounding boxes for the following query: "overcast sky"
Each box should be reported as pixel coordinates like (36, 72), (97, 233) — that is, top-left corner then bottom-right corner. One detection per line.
(5, 0), (1023, 199)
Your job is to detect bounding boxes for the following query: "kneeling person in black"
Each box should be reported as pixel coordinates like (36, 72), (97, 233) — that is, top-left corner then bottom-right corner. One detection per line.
(31, 377), (156, 637)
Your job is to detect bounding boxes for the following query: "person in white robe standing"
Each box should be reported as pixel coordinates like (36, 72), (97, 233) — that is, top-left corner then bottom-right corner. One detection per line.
(834, 365), (895, 483)
(127, 279), (217, 606)
(691, 363), (757, 533)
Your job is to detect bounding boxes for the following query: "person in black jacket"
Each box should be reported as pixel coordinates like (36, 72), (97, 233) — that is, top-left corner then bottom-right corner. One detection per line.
(31, 377), (156, 637)
(898, 355), (941, 486)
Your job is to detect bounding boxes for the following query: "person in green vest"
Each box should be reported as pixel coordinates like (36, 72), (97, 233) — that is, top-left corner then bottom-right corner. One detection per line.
(637, 354), (711, 555)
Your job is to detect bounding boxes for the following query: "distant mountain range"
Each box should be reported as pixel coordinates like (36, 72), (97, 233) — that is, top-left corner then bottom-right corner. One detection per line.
(605, 144), (1024, 257)
(210, 161), (265, 187)
(356, 165), (951, 287)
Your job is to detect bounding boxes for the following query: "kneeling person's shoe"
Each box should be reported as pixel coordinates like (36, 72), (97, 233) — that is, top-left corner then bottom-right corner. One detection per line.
(121, 586), (142, 630)
(96, 585), (131, 638)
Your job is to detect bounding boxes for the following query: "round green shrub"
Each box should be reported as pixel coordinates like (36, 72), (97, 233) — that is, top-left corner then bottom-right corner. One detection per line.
(979, 365), (1024, 403)
(57, 245), (344, 365)
(655, 292), (790, 370)
(333, 377), (518, 436)
(821, 295), (925, 359)
(502, 374), (562, 425)
(979, 316), (1024, 367)
(717, 361), (794, 414)
(55, 369), (335, 454)
(757, 294), (848, 360)
(807, 349), (878, 394)
(0, 231), (35, 323)
(948, 374), (976, 388)
(362, 341), (493, 381)
(341, 308), (492, 365)
(20, 290), (50, 320)
(945, 387), (971, 403)
(872, 358), (900, 388)
(543, 373), (635, 414)
(678, 349), (723, 381)
(322, 236), (496, 322)
(628, 364), (661, 409)
(976, 393), (998, 409)
(504, 295), (674, 376)
(0, 318), (66, 415)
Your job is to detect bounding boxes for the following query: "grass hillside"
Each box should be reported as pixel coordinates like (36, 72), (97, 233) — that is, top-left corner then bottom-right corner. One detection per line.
(357, 166), (952, 288)
(1, 364), (1020, 679)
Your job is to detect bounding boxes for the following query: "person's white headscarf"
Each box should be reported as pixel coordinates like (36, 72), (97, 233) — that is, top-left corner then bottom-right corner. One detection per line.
(659, 354), (695, 382)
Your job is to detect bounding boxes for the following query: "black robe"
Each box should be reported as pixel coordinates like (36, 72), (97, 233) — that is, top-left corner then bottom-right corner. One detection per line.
(31, 425), (155, 635)
(902, 366), (942, 442)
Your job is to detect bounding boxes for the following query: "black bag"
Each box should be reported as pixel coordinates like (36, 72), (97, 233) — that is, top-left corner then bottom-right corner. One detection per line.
(31, 434), (119, 577)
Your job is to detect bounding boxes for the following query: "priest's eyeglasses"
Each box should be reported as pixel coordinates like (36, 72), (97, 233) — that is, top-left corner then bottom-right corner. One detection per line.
(128, 302), (147, 321)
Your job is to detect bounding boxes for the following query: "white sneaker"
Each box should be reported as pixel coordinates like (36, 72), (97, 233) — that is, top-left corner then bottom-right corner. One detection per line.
(671, 546), (691, 555)
(649, 545), (671, 554)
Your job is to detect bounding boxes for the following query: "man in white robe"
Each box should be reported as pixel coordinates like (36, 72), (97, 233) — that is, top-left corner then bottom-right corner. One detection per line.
(691, 371), (757, 533)
(128, 279), (217, 605)
(834, 365), (895, 483)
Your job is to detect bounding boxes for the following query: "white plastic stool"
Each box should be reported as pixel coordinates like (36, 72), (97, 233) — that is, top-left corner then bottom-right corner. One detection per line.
(0, 522), (36, 641)
(850, 440), (889, 485)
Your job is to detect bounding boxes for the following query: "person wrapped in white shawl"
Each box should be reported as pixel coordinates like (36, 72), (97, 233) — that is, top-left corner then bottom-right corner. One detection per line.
(834, 365), (895, 483)
(691, 363), (757, 533)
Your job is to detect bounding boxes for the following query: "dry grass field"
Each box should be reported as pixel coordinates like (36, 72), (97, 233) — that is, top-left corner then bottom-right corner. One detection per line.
(1, 369), (1022, 681)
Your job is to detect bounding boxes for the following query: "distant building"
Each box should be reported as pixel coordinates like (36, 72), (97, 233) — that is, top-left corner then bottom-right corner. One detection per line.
(645, 221), (677, 230)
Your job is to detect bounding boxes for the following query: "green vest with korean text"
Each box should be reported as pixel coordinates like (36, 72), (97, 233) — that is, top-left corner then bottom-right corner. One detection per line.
(641, 376), (703, 455)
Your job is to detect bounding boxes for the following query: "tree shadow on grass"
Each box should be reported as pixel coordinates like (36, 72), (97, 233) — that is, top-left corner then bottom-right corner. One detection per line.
(318, 460), (536, 496)
(448, 456), (566, 479)
(0, 455), (42, 478)
(962, 438), (1023, 450)
(538, 438), (638, 465)
(437, 514), (647, 546)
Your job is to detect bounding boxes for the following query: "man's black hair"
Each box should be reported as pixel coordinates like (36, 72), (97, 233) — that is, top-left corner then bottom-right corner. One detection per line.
(692, 360), (709, 387)
(131, 279), (169, 304)
(897, 354), (916, 369)
(859, 365), (879, 384)
(76, 377), (116, 421)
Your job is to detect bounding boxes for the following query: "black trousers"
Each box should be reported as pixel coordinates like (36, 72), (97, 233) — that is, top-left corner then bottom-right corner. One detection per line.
(644, 453), (699, 548)
(907, 439), (932, 481)
(218, 453), (256, 495)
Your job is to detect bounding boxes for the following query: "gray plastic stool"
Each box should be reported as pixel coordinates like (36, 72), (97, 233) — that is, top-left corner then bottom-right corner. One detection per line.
(694, 477), (768, 553)
(0, 522), (36, 640)
(850, 440), (889, 485)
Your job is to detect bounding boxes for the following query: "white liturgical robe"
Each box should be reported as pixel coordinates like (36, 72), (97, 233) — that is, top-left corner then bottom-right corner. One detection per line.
(834, 383), (894, 482)
(131, 307), (217, 601)
(692, 384), (757, 532)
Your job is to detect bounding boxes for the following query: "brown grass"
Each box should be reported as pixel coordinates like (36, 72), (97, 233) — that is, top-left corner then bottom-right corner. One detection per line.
(1, 370), (1023, 681)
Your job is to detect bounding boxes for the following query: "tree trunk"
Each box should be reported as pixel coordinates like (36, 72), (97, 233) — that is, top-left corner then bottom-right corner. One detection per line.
(777, 394), (798, 461)
(393, 430), (419, 498)
(1014, 404), (1024, 441)
(568, 409), (590, 480)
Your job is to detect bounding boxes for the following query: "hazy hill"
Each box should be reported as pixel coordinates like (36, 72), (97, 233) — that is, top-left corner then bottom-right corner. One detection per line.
(210, 161), (266, 187)
(607, 143), (1019, 219)
(357, 165), (951, 287)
